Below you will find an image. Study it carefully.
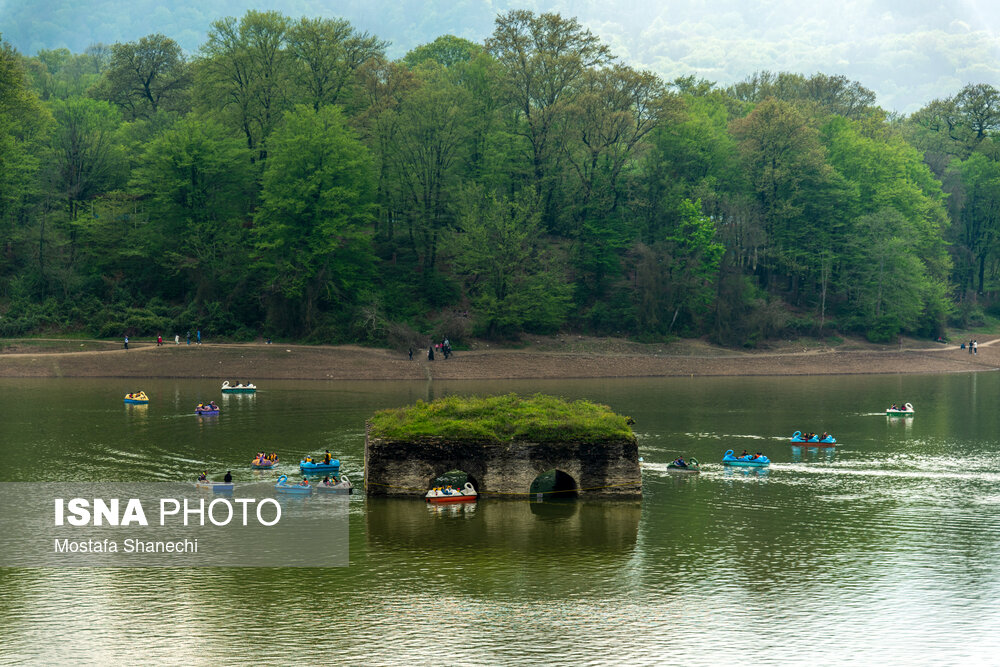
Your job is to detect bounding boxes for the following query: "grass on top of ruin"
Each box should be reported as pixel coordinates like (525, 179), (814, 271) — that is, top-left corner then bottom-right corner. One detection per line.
(368, 393), (635, 444)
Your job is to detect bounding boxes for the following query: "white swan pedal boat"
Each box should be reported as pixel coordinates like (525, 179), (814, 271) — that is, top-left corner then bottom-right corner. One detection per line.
(887, 402), (915, 417)
(425, 482), (478, 503)
(316, 475), (352, 494)
(222, 381), (257, 394)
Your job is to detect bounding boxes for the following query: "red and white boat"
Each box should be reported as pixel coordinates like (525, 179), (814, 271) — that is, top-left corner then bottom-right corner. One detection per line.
(425, 482), (478, 503)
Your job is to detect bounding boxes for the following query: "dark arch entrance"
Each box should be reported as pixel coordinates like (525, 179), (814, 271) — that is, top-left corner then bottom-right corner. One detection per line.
(429, 469), (479, 492)
(529, 469), (578, 499)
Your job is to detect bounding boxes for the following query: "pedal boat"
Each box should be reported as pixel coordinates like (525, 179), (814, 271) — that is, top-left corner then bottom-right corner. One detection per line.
(886, 403), (915, 417)
(299, 459), (340, 473)
(425, 482), (478, 503)
(722, 449), (770, 467)
(222, 380), (257, 394)
(316, 475), (353, 494)
(195, 480), (234, 492)
(275, 475), (312, 494)
(790, 431), (836, 444)
(667, 457), (700, 473)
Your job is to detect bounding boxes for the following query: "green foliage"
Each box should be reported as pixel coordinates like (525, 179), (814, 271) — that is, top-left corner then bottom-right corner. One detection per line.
(629, 199), (723, 335)
(404, 35), (482, 68)
(451, 187), (571, 337)
(287, 17), (387, 110)
(254, 104), (375, 334)
(0, 14), (995, 346)
(93, 34), (189, 119)
(368, 393), (635, 444)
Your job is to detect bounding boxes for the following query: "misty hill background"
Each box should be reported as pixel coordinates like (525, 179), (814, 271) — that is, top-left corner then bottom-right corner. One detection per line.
(3, 0), (998, 112)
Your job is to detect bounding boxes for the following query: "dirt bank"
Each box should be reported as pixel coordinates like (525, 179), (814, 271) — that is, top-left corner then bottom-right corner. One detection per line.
(0, 336), (997, 380)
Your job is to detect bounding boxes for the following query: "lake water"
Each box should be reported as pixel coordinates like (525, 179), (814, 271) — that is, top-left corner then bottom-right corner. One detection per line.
(2, 374), (1000, 665)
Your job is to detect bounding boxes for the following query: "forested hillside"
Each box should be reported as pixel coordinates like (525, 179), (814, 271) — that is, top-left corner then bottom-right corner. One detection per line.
(0, 9), (998, 346)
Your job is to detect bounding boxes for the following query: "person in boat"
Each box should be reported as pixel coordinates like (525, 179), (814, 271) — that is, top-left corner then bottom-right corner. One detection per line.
(672, 457), (687, 468)
(322, 476), (331, 486)
(740, 449), (749, 458)
(198, 471), (207, 481)
(298, 478), (309, 487)
(752, 452), (762, 460)
(304, 456), (313, 463)
(821, 432), (829, 440)
(890, 403), (897, 410)
(324, 450), (332, 464)
(224, 471), (232, 483)
(209, 401), (217, 409)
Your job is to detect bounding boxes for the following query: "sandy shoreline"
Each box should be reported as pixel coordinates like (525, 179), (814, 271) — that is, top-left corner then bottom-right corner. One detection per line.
(0, 337), (997, 380)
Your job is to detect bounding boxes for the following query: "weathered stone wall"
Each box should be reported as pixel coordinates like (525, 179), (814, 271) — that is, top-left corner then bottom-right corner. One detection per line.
(364, 424), (641, 499)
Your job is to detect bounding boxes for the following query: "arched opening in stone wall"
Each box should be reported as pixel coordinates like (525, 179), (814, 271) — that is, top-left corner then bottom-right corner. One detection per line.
(429, 469), (479, 492)
(529, 469), (578, 499)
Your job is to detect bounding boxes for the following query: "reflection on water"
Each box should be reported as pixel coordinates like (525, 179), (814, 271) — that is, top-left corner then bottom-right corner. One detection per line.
(365, 497), (640, 556)
(4, 374), (1000, 663)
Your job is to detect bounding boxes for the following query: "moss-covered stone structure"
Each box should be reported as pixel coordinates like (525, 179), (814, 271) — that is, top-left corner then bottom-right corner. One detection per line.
(364, 394), (641, 499)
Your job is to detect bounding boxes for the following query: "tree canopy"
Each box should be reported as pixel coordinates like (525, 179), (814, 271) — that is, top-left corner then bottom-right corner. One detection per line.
(3, 10), (1000, 345)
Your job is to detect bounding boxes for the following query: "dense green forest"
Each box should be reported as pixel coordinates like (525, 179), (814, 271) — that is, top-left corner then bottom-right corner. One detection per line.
(1, 9), (998, 346)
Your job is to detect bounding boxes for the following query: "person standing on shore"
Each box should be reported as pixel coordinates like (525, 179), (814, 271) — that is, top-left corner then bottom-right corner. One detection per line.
(124, 335), (128, 350)
(974, 340), (978, 354)
(969, 340), (974, 354)
(428, 346), (434, 361)
(157, 334), (162, 347)
(408, 347), (413, 360)
(197, 329), (201, 345)
(186, 330), (191, 345)
(175, 334), (179, 345)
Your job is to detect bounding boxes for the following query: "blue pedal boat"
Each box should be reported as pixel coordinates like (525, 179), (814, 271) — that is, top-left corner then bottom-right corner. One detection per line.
(790, 431), (836, 444)
(275, 475), (313, 494)
(299, 459), (340, 473)
(722, 449), (770, 467)
(195, 481), (234, 492)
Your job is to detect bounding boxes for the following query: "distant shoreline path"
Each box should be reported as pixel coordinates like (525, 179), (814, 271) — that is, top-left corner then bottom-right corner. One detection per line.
(0, 337), (997, 380)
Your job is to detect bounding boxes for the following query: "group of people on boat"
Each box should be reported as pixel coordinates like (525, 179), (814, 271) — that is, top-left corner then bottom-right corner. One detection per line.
(303, 451), (334, 464)
(432, 485), (461, 495)
(321, 476), (340, 486)
(796, 432), (829, 441)
(125, 391), (147, 400)
(671, 457), (691, 468)
(739, 449), (767, 460)
(253, 452), (278, 464)
(196, 401), (219, 411)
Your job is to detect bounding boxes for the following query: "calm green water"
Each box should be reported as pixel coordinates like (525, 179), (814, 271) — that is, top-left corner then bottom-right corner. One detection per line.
(2, 374), (1000, 664)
